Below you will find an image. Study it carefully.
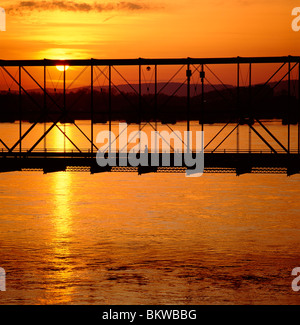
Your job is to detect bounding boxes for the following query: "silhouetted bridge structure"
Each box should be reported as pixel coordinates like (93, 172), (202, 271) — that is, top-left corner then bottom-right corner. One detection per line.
(0, 56), (300, 175)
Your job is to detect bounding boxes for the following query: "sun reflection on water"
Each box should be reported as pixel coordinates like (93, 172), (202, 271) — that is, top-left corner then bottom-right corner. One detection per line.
(43, 172), (75, 304)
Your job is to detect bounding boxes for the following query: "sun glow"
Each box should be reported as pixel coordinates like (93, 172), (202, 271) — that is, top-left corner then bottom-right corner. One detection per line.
(56, 65), (70, 72)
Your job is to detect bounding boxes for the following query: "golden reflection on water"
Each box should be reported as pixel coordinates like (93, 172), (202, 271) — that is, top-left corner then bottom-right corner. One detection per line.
(39, 172), (75, 304)
(51, 172), (73, 243)
(50, 124), (74, 301)
(49, 122), (73, 152)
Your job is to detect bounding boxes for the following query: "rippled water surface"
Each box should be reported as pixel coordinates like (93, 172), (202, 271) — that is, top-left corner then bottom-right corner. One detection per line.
(0, 171), (300, 305)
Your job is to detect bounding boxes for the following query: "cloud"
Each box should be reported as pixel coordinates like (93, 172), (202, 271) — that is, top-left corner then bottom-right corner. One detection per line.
(6, 1), (155, 14)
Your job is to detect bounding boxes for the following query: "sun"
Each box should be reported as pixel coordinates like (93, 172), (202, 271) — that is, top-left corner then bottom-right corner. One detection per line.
(56, 65), (70, 72)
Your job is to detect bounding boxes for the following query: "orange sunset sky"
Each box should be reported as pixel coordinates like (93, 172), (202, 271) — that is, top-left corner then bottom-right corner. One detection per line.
(0, 0), (299, 60)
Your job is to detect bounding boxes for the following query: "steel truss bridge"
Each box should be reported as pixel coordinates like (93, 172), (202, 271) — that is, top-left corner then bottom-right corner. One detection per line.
(0, 56), (300, 176)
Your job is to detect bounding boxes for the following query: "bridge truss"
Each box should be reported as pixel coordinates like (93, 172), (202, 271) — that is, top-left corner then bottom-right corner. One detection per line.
(0, 56), (299, 175)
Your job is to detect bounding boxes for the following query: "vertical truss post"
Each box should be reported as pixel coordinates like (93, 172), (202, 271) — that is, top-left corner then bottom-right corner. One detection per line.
(249, 62), (252, 153)
(186, 61), (191, 153)
(237, 60), (240, 153)
(44, 65), (47, 152)
(91, 63), (94, 157)
(63, 66), (66, 152)
(288, 60), (291, 154)
(19, 66), (22, 155)
(298, 61), (300, 155)
(155, 64), (158, 152)
(139, 63), (142, 152)
(109, 65), (112, 154)
(201, 63), (205, 132)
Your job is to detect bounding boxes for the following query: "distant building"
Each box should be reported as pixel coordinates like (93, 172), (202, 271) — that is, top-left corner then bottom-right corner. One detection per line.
(0, 7), (5, 32)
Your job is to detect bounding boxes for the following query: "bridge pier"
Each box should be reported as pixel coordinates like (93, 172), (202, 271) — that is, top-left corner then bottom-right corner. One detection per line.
(138, 166), (158, 175)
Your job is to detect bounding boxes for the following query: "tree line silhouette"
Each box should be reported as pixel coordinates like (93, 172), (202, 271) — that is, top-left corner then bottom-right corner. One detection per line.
(0, 82), (298, 124)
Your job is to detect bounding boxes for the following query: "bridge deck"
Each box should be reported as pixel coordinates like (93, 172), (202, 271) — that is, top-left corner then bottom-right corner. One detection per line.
(1, 152), (299, 175)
